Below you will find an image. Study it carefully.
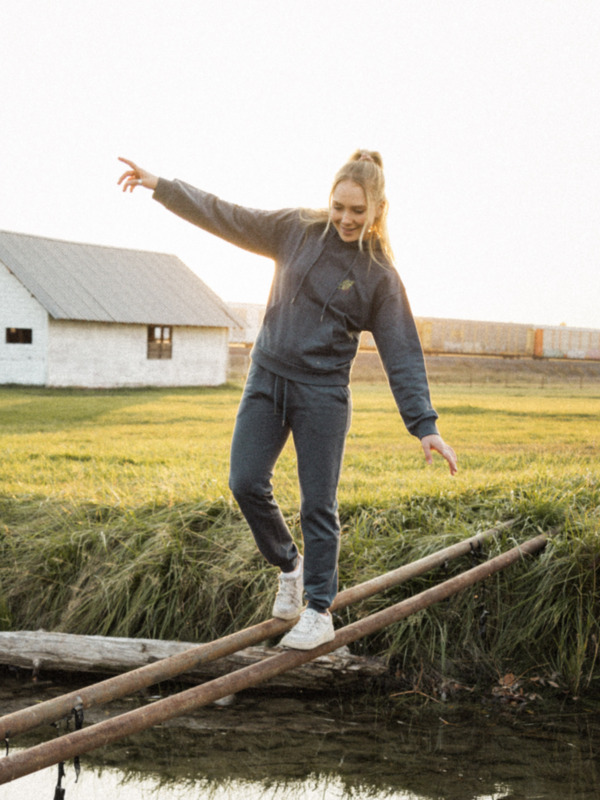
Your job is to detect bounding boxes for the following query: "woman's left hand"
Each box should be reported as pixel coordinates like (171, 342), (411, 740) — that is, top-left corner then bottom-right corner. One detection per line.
(420, 434), (458, 475)
(117, 157), (158, 192)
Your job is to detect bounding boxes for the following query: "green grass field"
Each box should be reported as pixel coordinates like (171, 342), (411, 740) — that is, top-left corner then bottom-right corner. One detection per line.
(1, 382), (597, 506)
(0, 379), (599, 697)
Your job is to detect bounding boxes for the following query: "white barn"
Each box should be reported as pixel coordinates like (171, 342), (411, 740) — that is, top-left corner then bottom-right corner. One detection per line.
(0, 230), (240, 388)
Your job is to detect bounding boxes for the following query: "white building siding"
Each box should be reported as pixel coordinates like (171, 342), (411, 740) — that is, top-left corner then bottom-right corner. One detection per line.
(0, 263), (48, 384)
(46, 321), (229, 388)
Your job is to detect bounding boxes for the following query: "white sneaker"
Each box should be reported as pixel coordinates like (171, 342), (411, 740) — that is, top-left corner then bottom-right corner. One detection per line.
(272, 556), (304, 620)
(279, 608), (335, 650)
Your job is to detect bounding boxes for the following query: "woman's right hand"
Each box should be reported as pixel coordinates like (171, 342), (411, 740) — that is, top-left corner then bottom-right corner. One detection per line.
(117, 157), (158, 192)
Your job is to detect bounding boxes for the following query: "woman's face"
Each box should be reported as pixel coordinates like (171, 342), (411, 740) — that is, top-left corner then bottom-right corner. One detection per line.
(330, 180), (372, 243)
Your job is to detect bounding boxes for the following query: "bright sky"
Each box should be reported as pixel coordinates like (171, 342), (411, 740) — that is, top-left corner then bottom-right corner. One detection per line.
(2, 0), (599, 329)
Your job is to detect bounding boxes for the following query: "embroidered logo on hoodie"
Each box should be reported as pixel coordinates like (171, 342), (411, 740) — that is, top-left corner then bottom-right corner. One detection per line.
(338, 279), (355, 291)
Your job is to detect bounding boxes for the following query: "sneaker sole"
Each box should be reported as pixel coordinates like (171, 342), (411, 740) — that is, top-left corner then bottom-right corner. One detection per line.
(272, 607), (303, 621)
(279, 629), (335, 650)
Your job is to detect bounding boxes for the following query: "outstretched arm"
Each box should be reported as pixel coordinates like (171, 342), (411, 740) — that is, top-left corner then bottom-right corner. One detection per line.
(122, 162), (297, 259)
(420, 434), (458, 475)
(117, 157), (158, 192)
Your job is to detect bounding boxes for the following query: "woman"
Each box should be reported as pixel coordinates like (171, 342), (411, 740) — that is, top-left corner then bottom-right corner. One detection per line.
(118, 150), (457, 650)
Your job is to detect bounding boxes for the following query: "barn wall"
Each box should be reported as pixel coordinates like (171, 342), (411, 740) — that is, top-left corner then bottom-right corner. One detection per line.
(46, 321), (229, 388)
(0, 263), (48, 384)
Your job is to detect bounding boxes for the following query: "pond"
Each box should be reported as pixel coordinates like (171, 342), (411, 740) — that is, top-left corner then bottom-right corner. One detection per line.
(1, 675), (599, 800)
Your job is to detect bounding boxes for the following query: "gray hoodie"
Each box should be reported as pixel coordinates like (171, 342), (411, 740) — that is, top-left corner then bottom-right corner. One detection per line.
(153, 178), (439, 439)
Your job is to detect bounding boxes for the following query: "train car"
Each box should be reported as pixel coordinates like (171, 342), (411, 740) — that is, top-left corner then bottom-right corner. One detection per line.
(362, 318), (536, 357)
(230, 303), (600, 362)
(416, 317), (535, 357)
(534, 326), (600, 360)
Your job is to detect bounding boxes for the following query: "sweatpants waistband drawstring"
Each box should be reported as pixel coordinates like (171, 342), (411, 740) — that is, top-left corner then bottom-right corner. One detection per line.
(273, 375), (289, 427)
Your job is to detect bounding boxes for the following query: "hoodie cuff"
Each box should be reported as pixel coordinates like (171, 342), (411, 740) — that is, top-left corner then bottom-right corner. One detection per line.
(414, 419), (440, 439)
(152, 177), (170, 203)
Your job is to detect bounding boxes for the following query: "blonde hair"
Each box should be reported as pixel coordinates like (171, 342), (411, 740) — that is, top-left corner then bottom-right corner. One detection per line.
(302, 149), (393, 264)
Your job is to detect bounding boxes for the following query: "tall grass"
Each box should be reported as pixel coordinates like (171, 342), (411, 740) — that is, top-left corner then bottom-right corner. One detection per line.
(0, 496), (272, 641)
(0, 382), (598, 695)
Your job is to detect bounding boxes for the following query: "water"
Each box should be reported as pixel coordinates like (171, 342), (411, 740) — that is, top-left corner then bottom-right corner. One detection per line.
(1, 679), (599, 799)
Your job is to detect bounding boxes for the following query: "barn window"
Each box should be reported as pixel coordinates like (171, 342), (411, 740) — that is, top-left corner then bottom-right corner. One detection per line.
(6, 327), (33, 344)
(147, 325), (173, 359)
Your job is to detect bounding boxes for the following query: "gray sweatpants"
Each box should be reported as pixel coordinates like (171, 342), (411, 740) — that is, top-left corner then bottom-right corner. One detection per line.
(229, 362), (352, 612)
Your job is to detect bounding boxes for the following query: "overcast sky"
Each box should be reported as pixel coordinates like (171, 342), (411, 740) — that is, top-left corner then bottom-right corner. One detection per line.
(2, 0), (599, 329)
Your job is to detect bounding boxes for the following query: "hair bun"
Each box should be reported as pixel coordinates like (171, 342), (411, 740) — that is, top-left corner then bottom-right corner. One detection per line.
(350, 149), (383, 168)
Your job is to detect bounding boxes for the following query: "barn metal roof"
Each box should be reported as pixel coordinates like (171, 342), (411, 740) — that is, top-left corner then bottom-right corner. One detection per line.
(0, 230), (240, 328)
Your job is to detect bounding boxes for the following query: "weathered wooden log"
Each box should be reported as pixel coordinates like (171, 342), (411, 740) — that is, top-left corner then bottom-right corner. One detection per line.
(0, 630), (387, 692)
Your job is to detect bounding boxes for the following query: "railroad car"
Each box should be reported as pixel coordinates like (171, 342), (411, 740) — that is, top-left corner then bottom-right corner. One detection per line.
(230, 304), (600, 362)
(361, 318), (536, 358)
(534, 326), (600, 360)
(415, 318), (535, 358)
